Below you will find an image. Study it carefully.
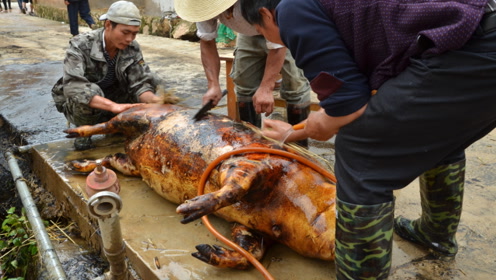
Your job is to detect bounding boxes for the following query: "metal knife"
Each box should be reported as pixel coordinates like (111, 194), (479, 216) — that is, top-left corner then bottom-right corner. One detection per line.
(193, 89), (228, 121)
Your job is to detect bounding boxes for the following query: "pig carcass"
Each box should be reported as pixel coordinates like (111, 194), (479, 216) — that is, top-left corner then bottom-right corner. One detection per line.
(65, 104), (336, 269)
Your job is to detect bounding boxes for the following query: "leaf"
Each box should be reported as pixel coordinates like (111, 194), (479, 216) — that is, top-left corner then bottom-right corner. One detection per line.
(12, 237), (21, 246)
(29, 245), (38, 255)
(10, 259), (18, 269)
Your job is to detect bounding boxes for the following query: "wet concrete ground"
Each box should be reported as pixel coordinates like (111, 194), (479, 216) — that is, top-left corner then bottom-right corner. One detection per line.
(1, 7), (496, 280)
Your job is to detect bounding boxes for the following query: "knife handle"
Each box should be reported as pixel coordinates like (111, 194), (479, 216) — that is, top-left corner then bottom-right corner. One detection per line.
(292, 123), (305, 130)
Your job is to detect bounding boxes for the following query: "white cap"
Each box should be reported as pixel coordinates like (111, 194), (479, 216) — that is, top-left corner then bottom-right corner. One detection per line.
(99, 1), (141, 26)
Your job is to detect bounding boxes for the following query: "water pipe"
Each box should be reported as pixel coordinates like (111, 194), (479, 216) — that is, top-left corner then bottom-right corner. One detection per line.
(4, 150), (67, 280)
(87, 191), (128, 280)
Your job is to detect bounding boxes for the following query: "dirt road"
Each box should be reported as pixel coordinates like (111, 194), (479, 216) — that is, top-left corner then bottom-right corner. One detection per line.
(1, 8), (495, 280)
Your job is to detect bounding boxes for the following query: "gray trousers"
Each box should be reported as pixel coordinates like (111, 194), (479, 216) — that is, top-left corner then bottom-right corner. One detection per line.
(232, 34), (311, 105)
(335, 28), (496, 205)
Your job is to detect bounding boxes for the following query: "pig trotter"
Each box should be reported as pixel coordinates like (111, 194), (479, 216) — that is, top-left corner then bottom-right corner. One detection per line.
(177, 193), (221, 224)
(192, 244), (250, 269)
(64, 130), (80, 138)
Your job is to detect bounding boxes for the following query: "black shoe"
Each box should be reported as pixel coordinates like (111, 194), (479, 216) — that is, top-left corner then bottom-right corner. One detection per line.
(74, 137), (94, 151)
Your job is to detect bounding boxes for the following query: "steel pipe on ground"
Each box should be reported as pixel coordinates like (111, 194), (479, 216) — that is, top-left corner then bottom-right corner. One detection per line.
(4, 150), (67, 280)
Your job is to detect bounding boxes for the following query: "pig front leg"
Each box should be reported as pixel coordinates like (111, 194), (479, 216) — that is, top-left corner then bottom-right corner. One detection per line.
(67, 153), (140, 176)
(176, 160), (265, 224)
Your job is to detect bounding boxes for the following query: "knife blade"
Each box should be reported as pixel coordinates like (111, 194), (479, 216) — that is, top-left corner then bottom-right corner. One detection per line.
(193, 89), (228, 121)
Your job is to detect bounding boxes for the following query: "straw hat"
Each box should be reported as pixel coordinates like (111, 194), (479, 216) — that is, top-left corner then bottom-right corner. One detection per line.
(175, 0), (238, 22)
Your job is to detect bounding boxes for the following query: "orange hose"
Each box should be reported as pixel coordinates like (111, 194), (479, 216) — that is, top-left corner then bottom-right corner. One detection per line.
(198, 147), (337, 280)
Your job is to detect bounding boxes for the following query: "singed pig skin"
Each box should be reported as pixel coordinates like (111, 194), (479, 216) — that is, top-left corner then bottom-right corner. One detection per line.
(65, 104), (336, 261)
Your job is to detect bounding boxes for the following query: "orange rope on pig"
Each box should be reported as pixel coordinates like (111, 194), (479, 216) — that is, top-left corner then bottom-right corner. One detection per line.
(198, 147), (337, 280)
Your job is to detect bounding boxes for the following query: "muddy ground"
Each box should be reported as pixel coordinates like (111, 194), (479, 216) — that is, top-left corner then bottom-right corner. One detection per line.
(1, 7), (496, 280)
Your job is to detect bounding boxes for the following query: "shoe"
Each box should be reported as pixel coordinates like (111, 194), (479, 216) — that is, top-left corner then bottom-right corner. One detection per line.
(90, 24), (97, 30)
(29, 11), (35, 16)
(74, 137), (94, 151)
(21, 8), (26, 14)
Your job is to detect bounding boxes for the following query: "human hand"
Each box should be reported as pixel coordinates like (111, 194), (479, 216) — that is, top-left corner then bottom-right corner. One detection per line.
(262, 119), (293, 142)
(253, 87), (275, 116)
(203, 87), (223, 106)
(64, 0), (70, 6)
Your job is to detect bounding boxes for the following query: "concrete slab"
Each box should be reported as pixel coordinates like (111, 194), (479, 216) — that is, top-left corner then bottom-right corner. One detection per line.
(28, 135), (335, 280)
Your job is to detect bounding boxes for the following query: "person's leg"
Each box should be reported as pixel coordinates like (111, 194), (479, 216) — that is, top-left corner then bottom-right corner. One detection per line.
(28, 0), (33, 14)
(232, 34), (267, 127)
(61, 92), (113, 150)
(1, 0), (5, 11)
(7, 0), (11, 9)
(78, 0), (95, 27)
(67, 1), (80, 36)
(20, 0), (25, 13)
(394, 153), (465, 259)
(333, 29), (496, 279)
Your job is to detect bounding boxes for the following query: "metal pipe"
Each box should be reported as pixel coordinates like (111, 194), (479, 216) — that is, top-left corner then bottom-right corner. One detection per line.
(88, 191), (128, 280)
(16, 144), (35, 153)
(4, 150), (67, 280)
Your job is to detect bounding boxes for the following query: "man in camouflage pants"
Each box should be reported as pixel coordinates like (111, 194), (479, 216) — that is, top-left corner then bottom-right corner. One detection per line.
(52, 1), (164, 150)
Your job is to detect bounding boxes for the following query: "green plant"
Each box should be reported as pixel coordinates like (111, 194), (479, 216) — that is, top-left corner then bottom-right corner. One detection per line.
(0, 207), (38, 280)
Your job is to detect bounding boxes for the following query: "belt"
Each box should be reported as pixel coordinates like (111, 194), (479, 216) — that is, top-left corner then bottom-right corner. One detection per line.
(478, 10), (496, 34)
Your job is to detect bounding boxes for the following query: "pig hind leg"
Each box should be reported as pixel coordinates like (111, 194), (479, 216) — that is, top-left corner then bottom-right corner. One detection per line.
(193, 223), (273, 269)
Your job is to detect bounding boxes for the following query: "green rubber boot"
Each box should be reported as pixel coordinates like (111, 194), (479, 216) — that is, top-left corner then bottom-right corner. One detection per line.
(394, 159), (465, 259)
(335, 199), (394, 280)
(237, 101), (261, 128)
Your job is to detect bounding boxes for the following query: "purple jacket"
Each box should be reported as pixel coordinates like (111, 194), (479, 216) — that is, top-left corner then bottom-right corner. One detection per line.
(277, 0), (488, 116)
(318, 0), (486, 89)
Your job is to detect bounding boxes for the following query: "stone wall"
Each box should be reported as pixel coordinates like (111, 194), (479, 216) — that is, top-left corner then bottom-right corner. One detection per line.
(34, 0), (199, 40)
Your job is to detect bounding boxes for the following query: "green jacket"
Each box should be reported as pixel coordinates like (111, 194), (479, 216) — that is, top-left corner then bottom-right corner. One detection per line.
(52, 28), (157, 112)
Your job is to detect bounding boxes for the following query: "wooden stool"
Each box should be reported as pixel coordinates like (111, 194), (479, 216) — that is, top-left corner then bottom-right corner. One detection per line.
(219, 56), (238, 121)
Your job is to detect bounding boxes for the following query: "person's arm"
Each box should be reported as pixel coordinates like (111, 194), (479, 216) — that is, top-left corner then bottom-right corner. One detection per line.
(261, 0), (370, 142)
(277, 0), (370, 117)
(124, 42), (158, 103)
(89, 95), (141, 114)
(195, 19), (224, 106)
(252, 46), (286, 116)
(200, 39), (223, 106)
(63, 40), (109, 110)
(138, 91), (161, 103)
(263, 105), (366, 143)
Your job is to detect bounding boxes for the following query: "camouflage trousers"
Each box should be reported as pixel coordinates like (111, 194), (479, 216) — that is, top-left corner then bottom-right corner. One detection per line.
(56, 84), (131, 127)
